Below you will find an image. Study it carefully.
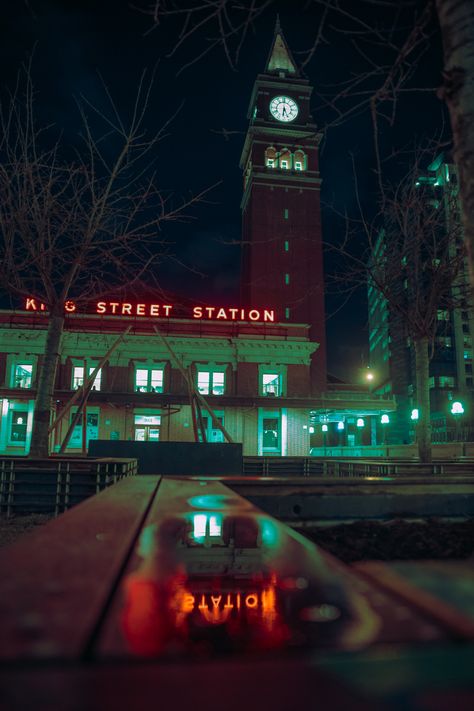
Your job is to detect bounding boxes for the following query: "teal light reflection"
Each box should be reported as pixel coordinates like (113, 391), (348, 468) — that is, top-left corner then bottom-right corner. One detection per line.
(187, 494), (233, 510)
(260, 517), (280, 549)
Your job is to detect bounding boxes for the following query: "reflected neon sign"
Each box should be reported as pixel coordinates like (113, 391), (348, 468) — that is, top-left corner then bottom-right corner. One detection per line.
(24, 298), (276, 322)
(176, 589), (277, 625)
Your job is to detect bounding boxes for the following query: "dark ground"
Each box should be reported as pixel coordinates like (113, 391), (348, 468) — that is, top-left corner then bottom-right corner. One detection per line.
(297, 518), (474, 563)
(0, 514), (54, 548)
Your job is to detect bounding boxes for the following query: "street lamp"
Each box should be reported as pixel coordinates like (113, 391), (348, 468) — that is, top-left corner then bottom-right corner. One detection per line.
(450, 401), (464, 441)
(380, 413), (389, 445)
(411, 408), (419, 421)
(321, 423), (328, 454)
(365, 369), (374, 391)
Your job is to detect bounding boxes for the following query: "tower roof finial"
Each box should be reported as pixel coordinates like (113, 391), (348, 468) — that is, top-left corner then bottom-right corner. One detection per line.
(274, 14), (281, 34)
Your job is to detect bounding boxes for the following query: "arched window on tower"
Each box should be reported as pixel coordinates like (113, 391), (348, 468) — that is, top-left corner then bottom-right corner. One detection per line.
(294, 149), (307, 171)
(265, 146), (277, 168)
(279, 148), (291, 170)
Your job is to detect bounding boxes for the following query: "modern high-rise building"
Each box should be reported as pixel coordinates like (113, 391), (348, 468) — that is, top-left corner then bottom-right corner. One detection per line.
(368, 155), (474, 443)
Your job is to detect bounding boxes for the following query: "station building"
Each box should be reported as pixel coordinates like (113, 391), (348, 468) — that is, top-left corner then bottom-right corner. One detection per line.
(0, 23), (393, 457)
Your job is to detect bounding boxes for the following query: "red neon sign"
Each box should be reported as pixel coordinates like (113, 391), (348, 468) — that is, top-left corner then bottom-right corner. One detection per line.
(24, 298), (276, 323)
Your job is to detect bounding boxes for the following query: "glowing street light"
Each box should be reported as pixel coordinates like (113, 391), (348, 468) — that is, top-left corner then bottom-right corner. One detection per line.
(356, 417), (365, 428)
(411, 408), (419, 421)
(451, 401), (464, 415)
(381, 414), (390, 424)
(337, 421), (345, 430)
(321, 424), (328, 432)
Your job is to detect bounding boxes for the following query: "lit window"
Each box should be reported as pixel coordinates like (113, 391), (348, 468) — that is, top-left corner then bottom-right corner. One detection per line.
(263, 417), (279, 450)
(284, 240), (289, 251)
(437, 309), (449, 321)
(191, 512), (223, 543)
(135, 366), (164, 393)
(285, 273), (290, 285)
(279, 149), (291, 170)
(285, 307), (290, 319)
(262, 373), (281, 396)
(294, 150), (306, 170)
(197, 369), (225, 395)
(9, 410), (28, 444)
(284, 208), (289, 219)
(193, 514), (207, 538)
(12, 363), (33, 389)
(72, 365), (101, 391)
(438, 375), (456, 388)
(265, 146), (277, 169)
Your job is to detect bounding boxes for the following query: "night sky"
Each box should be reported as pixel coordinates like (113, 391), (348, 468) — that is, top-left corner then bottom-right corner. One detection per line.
(0, 0), (446, 381)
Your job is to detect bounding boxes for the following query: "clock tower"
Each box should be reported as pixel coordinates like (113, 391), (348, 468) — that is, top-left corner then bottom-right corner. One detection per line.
(240, 19), (326, 392)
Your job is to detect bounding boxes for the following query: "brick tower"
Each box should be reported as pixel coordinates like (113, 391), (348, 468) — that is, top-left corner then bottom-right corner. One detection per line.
(240, 19), (326, 392)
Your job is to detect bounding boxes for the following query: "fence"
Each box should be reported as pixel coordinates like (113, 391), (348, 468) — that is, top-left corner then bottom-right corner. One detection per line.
(0, 457), (137, 516)
(242, 456), (474, 478)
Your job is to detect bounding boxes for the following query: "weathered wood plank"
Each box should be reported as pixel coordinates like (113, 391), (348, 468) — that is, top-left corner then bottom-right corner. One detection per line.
(0, 475), (159, 661)
(0, 658), (377, 711)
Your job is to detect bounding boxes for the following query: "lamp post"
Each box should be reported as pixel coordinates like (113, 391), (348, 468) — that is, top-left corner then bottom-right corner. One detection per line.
(411, 408), (419, 444)
(322, 423), (328, 454)
(356, 417), (364, 445)
(380, 413), (389, 445)
(450, 401), (464, 442)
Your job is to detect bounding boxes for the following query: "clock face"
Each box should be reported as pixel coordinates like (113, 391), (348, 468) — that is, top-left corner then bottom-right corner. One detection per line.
(269, 96), (299, 123)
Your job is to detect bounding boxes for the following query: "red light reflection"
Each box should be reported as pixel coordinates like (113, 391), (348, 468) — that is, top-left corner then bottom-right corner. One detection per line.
(121, 572), (289, 657)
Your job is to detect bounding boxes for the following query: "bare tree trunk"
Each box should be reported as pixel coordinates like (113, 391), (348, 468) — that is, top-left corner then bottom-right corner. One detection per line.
(29, 311), (65, 457)
(414, 337), (432, 463)
(435, 0), (474, 288)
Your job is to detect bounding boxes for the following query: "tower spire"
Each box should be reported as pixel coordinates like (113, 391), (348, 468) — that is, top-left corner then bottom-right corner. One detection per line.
(265, 17), (299, 76)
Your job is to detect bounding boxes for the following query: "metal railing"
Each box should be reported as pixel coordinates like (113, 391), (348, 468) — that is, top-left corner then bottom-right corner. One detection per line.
(242, 456), (474, 478)
(0, 457), (137, 516)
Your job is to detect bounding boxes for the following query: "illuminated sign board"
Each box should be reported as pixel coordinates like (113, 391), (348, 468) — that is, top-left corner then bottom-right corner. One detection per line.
(24, 298), (276, 323)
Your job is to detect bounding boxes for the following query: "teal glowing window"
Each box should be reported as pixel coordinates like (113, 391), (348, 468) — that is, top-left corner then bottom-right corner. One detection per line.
(262, 373), (281, 396)
(12, 363), (33, 389)
(191, 513), (223, 542)
(135, 367), (164, 393)
(197, 370), (225, 395)
(72, 365), (101, 391)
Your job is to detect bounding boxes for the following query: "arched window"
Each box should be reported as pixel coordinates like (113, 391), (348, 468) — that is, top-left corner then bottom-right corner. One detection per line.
(294, 149), (306, 171)
(279, 148), (291, 170)
(265, 146), (277, 168)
